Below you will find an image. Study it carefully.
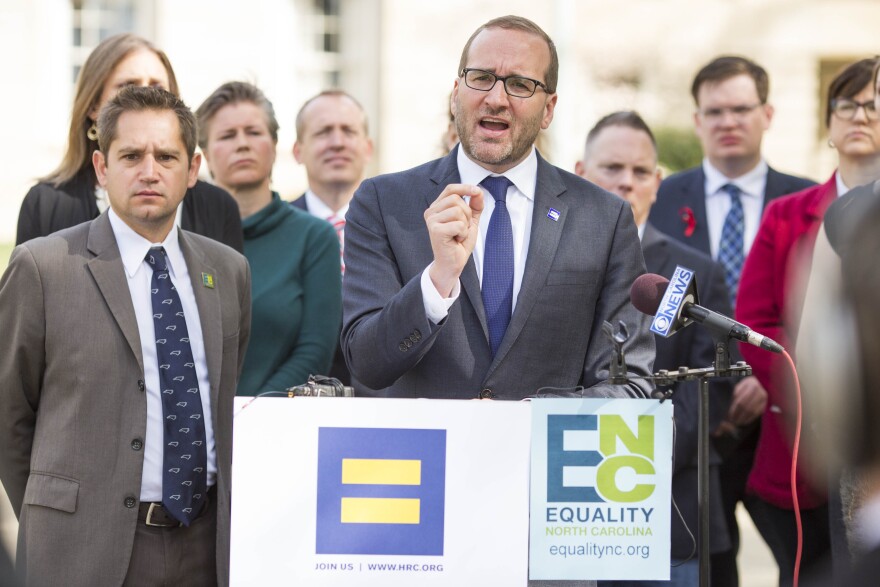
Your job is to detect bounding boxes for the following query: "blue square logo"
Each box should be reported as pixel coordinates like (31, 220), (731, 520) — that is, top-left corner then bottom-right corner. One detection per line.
(316, 427), (446, 555)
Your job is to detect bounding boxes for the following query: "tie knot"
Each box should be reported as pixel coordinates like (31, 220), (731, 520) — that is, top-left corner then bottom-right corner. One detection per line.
(326, 215), (346, 230)
(481, 176), (513, 203)
(145, 247), (168, 272)
(722, 183), (742, 203)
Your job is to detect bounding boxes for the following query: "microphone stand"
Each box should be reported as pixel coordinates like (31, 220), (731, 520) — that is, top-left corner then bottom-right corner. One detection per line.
(652, 336), (751, 587)
(603, 322), (751, 587)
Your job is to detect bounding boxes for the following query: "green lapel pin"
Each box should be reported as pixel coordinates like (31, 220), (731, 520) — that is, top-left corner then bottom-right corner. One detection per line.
(201, 273), (215, 289)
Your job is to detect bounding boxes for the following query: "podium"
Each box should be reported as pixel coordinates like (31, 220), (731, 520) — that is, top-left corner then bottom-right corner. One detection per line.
(230, 397), (672, 585)
(230, 397), (531, 586)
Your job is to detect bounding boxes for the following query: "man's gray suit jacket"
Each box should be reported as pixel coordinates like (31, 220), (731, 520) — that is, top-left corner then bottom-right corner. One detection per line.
(341, 148), (654, 400)
(0, 213), (251, 586)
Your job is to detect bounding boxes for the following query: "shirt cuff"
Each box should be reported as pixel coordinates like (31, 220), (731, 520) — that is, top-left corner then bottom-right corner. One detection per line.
(421, 264), (460, 324)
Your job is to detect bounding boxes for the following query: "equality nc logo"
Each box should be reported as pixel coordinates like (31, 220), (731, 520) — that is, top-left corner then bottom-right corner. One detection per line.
(315, 427), (446, 555)
(547, 414), (655, 503)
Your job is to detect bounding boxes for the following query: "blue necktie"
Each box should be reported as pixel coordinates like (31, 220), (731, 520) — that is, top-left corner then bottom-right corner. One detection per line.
(481, 175), (514, 357)
(145, 247), (207, 526)
(717, 184), (745, 307)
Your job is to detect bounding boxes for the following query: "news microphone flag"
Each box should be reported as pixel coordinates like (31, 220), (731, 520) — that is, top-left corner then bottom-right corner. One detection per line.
(649, 266), (698, 338)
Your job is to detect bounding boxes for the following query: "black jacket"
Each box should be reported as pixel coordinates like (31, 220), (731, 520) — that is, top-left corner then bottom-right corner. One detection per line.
(642, 222), (733, 558)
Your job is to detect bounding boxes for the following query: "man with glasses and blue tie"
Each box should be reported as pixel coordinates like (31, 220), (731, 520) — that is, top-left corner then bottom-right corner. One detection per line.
(0, 86), (250, 586)
(648, 55), (815, 587)
(342, 16), (653, 410)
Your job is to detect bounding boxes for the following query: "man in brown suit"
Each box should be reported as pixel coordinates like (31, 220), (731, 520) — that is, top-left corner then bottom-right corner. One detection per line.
(0, 86), (250, 586)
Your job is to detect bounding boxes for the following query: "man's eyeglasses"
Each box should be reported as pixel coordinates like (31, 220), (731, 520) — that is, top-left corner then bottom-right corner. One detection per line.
(831, 98), (878, 121)
(697, 103), (763, 122)
(460, 68), (549, 99)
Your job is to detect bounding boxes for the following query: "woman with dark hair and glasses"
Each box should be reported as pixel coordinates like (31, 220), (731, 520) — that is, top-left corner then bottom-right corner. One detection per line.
(734, 57), (880, 586)
(16, 33), (243, 251)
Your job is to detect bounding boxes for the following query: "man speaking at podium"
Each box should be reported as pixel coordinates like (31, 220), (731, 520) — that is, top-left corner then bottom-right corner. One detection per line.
(341, 15), (654, 403)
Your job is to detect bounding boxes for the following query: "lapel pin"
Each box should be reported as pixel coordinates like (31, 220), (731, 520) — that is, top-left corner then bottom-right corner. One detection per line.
(201, 273), (215, 289)
(547, 208), (560, 222)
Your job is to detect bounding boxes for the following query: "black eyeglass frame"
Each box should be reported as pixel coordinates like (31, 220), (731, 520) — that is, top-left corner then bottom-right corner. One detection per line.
(830, 98), (878, 121)
(459, 68), (550, 98)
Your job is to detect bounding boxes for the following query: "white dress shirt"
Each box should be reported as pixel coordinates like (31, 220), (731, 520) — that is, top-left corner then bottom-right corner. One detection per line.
(835, 170), (851, 198)
(108, 210), (216, 502)
(304, 189), (349, 232)
(702, 158), (769, 259)
(422, 147), (538, 323)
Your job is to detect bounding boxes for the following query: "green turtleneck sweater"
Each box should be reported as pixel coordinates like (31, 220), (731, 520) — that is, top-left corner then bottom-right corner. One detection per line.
(237, 193), (341, 394)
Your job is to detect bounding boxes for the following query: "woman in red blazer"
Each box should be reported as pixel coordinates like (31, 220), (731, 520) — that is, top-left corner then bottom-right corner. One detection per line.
(736, 57), (880, 586)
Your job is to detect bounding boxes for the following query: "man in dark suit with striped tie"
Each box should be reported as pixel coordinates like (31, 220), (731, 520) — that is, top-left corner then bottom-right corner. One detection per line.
(292, 90), (373, 389)
(578, 111), (733, 586)
(648, 55), (815, 587)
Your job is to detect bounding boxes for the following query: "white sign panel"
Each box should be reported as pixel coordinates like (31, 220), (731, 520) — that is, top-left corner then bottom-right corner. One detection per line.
(529, 398), (673, 581)
(231, 397), (532, 586)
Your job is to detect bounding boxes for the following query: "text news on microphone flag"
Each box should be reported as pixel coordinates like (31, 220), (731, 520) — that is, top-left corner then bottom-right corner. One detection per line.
(316, 427), (447, 555)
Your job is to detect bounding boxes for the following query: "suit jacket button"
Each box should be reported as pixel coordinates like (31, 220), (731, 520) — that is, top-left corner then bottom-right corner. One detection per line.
(480, 388), (495, 399)
(137, 380), (145, 392)
(131, 438), (143, 451)
(413, 330), (421, 341)
(404, 339), (413, 348)
(398, 342), (408, 352)
(124, 496), (137, 508)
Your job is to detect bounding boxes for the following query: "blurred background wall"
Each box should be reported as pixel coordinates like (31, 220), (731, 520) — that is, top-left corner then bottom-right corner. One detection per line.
(1, 0), (878, 243)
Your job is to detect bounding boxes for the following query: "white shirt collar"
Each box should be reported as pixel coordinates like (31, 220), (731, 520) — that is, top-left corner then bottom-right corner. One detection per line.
(703, 157), (769, 201)
(834, 170), (850, 198)
(305, 190), (349, 220)
(108, 208), (185, 280)
(456, 145), (537, 201)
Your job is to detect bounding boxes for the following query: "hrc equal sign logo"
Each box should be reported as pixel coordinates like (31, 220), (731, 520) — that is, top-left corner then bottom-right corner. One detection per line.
(340, 458), (421, 524)
(316, 428), (446, 555)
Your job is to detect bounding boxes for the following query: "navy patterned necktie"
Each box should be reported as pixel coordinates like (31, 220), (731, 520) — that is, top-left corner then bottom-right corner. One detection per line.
(145, 247), (207, 526)
(717, 183), (745, 308)
(481, 175), (514, 357)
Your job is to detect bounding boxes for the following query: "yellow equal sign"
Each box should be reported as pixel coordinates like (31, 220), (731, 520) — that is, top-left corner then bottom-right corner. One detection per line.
(341, 498), (420, 524)
(340, 459), (422, 524)
(341, 459), (421, 485)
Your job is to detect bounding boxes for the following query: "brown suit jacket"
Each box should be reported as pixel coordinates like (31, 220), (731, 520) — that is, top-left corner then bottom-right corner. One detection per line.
(0, 213), (251, 586)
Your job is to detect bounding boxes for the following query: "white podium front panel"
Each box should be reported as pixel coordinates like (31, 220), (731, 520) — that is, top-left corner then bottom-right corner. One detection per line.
(230, 397), (531, 586)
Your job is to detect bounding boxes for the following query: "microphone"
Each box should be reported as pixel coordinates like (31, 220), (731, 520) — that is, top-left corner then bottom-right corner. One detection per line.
(631, 268), (784, 354)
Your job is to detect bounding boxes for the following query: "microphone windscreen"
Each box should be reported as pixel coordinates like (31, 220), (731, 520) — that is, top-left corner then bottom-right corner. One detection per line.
(630, 273), (670, 316)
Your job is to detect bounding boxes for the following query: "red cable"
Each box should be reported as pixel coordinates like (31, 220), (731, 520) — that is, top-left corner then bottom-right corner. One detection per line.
(782, 350), (803, 587)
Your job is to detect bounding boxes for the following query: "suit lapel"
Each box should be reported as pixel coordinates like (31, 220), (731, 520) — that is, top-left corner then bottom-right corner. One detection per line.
(763, 167), (785, 203)
(180, 233), (222, 402)
(86, 214), (144, 373)
(486, 155), (567, 377)
(684, 168), (712, 254)
(429, 149), (490, 340)
(641, 224), (674, 277)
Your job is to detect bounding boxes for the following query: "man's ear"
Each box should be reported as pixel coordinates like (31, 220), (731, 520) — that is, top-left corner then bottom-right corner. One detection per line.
(574, 160), (586, 178)
(293, 141), (303, 164)
(93, 150), (108, 188)
(762, 103), (775, 130)
(187, 152), (201, 188)
(540, 93), (558, 130)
